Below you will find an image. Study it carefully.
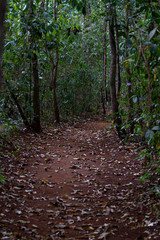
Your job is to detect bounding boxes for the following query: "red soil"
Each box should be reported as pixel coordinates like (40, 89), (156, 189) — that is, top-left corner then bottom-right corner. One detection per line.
(0, 117), (159, 239)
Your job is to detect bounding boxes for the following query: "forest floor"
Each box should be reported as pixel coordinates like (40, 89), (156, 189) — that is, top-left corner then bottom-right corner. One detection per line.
(0, 116), (160, 240)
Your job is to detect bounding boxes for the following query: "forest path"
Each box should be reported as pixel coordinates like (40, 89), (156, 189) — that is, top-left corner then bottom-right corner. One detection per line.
(0, 117), (159, 240)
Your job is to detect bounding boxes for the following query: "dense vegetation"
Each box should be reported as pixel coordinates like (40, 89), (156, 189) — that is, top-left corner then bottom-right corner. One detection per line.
(0, 0), (160, 187)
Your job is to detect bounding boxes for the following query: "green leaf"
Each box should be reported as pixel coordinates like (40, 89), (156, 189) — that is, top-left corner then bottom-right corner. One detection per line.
(144, 41), (151, 47)
(133, 96), (138, 104)
(152, 126), (159, 131)
(0, 174), (6, 184)
(151, 44), (158, 55)
(77, 2), (82, 11)
(148, 27), (158, 40)
(152, 11), (160, 24)
(140, 173), (148, 184)
(70, 0), (78, 8)
(145, 129), (154, 140)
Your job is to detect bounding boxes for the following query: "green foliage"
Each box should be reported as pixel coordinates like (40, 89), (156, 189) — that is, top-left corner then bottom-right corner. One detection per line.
(69, 0), (87, 14)
(0, 0), (159, 187)
(1, 0), (105, 126)
(0, 173), (6, 184)
(0, 162), (6, 184)
(0, 111), (22, 137)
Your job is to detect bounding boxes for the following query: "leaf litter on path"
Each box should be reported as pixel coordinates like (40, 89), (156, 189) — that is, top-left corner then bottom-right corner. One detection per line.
(0, 117), (159, 239)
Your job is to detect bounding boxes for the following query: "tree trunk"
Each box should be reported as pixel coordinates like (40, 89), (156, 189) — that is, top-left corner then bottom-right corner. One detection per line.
(31, 53), (41, 132)
(30, 0), (41, 132)
(109, 9), (118, 114)
(5, 80), (30, 129)
(46, 0), (49, 10)
(0, 0), (7, 87)
(103, 16), (108, 110)
(141, 47), (153, 113)
(53, 0), (60, 123)
(53, 50), (60, 123)
(101, 87), (106, 115)
(41, 0), (45, 10)
(114, 10), (121, 98)
(126, 8), (134, 134)
(109, 4), (124, 139)
(131, 13), (153, 114)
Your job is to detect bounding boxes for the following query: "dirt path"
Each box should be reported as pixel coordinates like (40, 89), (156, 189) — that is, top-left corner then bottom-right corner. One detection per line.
(0, 118), (159, 239)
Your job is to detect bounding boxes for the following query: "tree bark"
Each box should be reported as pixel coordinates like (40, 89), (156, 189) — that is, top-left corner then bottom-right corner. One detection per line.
(46, 0), (49, 10)
(41, 0), (45, 10)
(131, 13), (153, 114)
(103, 16), (108, 110)
(5, 80), (30, 129)
(53, 0), (60, 123)
(30, 0), (41, 132)
(31, 53), (41, 132)
(114, 10), (121, 98)
(109, 3), (124, 138)
(53, 50), (60, 123)
(109, 9), (118, 114)
(0, 0), (7, 87)
(141, 47), (153, 113)
(125, 7), (134, 134)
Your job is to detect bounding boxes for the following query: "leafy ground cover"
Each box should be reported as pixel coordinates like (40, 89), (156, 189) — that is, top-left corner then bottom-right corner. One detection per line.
(0, 117), (159, 239)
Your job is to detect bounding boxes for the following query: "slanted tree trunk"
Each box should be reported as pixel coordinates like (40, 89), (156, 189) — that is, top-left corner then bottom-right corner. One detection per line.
(30, 0), (41, 132)
(0, 0), (7, 87)
(53, 0), (60, 123)
(5, 80), (30, 129)
(109, 3), (125, 139)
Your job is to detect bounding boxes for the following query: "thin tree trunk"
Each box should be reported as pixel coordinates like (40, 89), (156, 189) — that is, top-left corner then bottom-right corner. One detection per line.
(53, 50), (60, 123)
(131, 14), (153, 120)
(109, 4), (125, 139)
(101, 87), (106, 115)
(0, 0), (7, 87)
(132, 14), (153, 114)
(109, 8), (118, 114)
(41, 0), (45, 9)
(103, 16), (108, 110)
(141, 46), (153, 113)
(126, 7), (134, 134)
(53, 0), (60, 123)
(31, 53), (41, 132)
(46, 0), (49, 10)
(114, 10), (121, 98)
(30, 0), (41, 132)
(5, 80), (30, 129)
